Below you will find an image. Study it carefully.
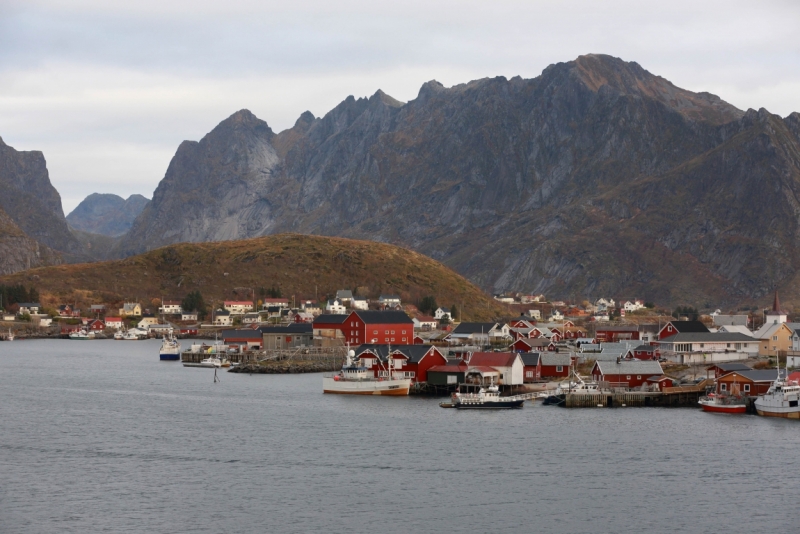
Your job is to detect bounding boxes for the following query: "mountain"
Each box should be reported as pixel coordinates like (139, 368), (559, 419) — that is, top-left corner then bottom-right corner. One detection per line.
(0, 205), (61, 275)
(110, 54), (799, 306)
(0, 136), (85, 261)
(67, 193), (149, 236)
(0, 233), (506, 321)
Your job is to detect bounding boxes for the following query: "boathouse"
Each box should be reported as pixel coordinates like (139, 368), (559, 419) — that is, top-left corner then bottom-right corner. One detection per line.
(313, 311), (414, 346)
(626, 344), (658, 360)
(222, 328), (264, 349)
(716, 369), (779, 396)
(259, 324), (313, 349)
(591, 360), (664, 388)
(658, 320), (709, 340)
(706, 362), (751, 379)
(467, 352), (524, 385)
(353, 344), (447, 383)
(595, 325), (640, 343)
(427, 361), (468, 386)
(540, 353), (571, 379)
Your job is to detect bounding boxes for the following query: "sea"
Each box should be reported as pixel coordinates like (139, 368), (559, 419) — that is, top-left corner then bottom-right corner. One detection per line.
(1, 339), (798, 533)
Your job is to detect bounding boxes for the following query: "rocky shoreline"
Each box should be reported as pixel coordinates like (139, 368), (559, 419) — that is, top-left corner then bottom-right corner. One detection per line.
(229, 359), (344, 374)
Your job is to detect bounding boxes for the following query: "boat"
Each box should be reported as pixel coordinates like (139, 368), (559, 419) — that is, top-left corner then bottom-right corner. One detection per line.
(123, 328), (147, 340)
(183, 356), (228, 368)
(754, 375), (800, 419)
(113, 330), (124, 340)
(322, 349), (411, 395)
(69, 329), (95, 340)
(159, 332), (181, 361)
(698, 393), (747, 414)
(449, 384), (524, 409)
(7, 329), (14, 341)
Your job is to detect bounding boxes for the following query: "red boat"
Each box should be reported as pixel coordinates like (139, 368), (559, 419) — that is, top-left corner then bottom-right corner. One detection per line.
(698, 394), (747, 414)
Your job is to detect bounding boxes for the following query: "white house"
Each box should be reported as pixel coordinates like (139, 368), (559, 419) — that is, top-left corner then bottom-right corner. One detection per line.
(181, 311), (199, 321)
(378, 295), (401, 308)
(37, 316), (53, 327)
(352, 297), (369, 310)
(468, 352), (524, 385)
(335, 290), (353, 303)
(654, 332), (758, 364)
(105, 317), (123, 329)
(213, 310), (232, 326)
(412, 316), (438, 330)
(434, 307), (452, 321)
(549, 309), (564, 321)
(493, 295), (515, 304)
(623, 300), (645, 312)
(242, 312), (262, 325)
(17, 302), (41, 315)
(159, 300), (183, 315)
(594, 298), (615, 312)
(527, 309), (542, 320)
(325, 299), (347, 314)
(224, 301), (253, 315)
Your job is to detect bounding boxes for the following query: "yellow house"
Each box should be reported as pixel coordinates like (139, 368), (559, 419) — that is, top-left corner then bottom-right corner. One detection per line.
(756, 322), (794, 357)
(119, 302), (142, 317)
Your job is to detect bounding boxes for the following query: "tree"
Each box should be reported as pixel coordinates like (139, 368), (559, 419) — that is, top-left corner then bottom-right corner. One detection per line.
(181, 291), (206, 318)
(450, 304), (459, 321)
(419, 296), (437, 315)
(266, 285), (282, 298)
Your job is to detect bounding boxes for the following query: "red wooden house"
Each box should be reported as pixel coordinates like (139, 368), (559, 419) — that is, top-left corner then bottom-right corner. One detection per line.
(58, 304), (80, 318)
(508, 318), (536, 329)
(520, 352), (541, 382)
(87, 319), (106, 331)
(540, 353), (571, 379)
(644, 375), (674, 390)
(716, 369), (778, 396)
(591, 360), (664, 388)
(626, 344), (658, 360)
(595, 325), (639, 343)
(354, 344), (447, 383)
(562, 326), (586, 340)
(313, 311), (414, 346)
(658, 320), (709, 340)
(512, 338), (535, 352)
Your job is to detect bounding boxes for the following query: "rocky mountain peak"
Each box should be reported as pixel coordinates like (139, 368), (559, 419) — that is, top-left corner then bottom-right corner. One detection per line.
(66, 193), (150, 237)
(416, 80), (446, 103)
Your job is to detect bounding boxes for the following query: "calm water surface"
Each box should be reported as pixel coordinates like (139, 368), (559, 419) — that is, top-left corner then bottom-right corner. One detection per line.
(1, 339), (798, 533)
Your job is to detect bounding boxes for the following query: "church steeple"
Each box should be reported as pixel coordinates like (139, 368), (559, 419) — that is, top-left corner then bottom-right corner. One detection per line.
(772, 291), (782, 313)
(766, 290), (787, 323)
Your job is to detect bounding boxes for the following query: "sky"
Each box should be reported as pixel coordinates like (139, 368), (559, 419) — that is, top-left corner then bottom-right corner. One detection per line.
(1, 0), (799, 214)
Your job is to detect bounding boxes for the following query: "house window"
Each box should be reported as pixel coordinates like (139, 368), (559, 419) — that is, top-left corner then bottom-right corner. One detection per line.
(744, 384), (750, 392)
(773, 335), (778, 341)
(637, 375), (641, 379)
(391, 338), (395, 342)
(667, 326), (672, 331)
(401, 330), (406, 334)
(391, 330), (395, 334)
(626, 375), (631, 380)
(402, 338), (407, 342)
(447, 375), (458, 384)
(385, 330), (389, 334)
(720, 383), (727, 391)
(394, 359), (403, 369)
(526, 371), (533, 378)
(556, 366), (563, 372)
(699, 343), (704, 348)
(373, 330), (378, 335)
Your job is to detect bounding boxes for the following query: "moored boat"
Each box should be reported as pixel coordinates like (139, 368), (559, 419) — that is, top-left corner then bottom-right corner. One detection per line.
(698, 393), (747, 414)
(450, 384), (524, 409)
(322, 349), (411, 395)
(754, 376), (800, 419)
(183, 356), (227, 368)
(69, 329), (95, 340)
(159, 332), (181, 361)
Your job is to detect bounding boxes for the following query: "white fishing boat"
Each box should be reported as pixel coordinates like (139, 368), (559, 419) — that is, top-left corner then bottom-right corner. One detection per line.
(159, 332), (181, 361)
(446, 383), (524, 409)
(113, 330), (124, 340)
(322, 349), (411, 395)
(69, 329), (95, 340)
(123, 328), (147, 340)
(754, 374), (800, 419)
(183, 356), (229, 368)
(7, 329), (14, 341)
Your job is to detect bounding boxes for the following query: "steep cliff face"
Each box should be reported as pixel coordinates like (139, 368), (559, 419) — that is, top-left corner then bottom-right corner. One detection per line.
(0, 137), (84, 258)
(117, 54), (800, 305)
(117, 110), (280, 256)
(67, 193), (149, 236)
(0, 205), (61, 275)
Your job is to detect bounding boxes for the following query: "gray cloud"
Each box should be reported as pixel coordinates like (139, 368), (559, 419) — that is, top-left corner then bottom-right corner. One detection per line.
(0, 0), (798, 212)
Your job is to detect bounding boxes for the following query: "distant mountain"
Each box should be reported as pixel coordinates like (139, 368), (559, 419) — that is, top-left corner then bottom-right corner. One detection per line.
(0, 136), (84, 260)
(67, 193), (149, 236)
(56, 55), (800, 306)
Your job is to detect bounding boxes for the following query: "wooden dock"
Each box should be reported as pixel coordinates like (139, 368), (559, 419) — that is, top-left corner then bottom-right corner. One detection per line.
(557, 389), (704, 408)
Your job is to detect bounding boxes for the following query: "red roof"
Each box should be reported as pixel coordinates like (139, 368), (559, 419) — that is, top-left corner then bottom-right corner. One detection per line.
(469, 352), (519, 367)
(468, 366), (500, 374)
(428, 363), (468, 373)
(105, 317), (122, 321)
(224, 301), (253, 306)
(415, 315), (437, 322)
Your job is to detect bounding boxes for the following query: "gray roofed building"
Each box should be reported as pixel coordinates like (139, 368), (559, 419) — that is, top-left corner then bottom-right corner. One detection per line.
(354, 310), (413, 324)
(540, 353), (572, 366)
(313, 314), (349, 324)
(354, 344), (440, 363)
(738, 369), (781, 382)
(519, 352), (541, 366)
(335, 290), (354, 301)
(451, 322), (499, 335)
(660, 332), (756, 342)
(593, 360), (664, 376)
(712, 314), (749, 327)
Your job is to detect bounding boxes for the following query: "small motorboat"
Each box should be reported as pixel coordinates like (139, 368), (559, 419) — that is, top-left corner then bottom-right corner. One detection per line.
(450, 384), (524, 409)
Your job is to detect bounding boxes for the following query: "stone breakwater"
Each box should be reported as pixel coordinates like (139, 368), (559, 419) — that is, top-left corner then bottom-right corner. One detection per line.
(229, 359), (344, 374)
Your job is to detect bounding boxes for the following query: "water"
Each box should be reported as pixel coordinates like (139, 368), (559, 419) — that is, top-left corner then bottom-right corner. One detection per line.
(1, 339), (797, 533)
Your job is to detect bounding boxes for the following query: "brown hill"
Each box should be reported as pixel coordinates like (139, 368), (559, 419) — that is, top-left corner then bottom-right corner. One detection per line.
(0, 234), (506, 320)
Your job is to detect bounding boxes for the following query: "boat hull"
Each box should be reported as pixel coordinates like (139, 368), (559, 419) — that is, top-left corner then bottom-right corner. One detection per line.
(754, 406), (800, 419)
(699, 401), (746, 414)
(322, 377), (411, 395)
(455, 400), (524, 409)
(160, 353), (180, 361)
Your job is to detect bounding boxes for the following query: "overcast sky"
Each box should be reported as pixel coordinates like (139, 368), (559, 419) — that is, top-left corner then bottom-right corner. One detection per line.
(1, 0), (799, 214)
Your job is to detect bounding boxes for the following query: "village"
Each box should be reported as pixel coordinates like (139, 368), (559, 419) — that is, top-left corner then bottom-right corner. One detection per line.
(2, 284), (799, 413)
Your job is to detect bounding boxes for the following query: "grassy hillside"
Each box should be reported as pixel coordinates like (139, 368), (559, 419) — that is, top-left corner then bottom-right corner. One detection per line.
(0, 233), (507, 320)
